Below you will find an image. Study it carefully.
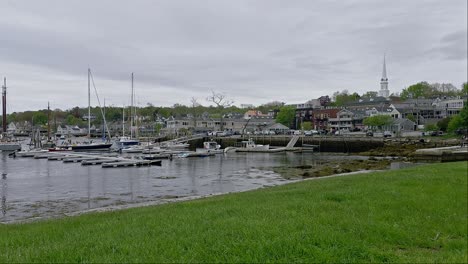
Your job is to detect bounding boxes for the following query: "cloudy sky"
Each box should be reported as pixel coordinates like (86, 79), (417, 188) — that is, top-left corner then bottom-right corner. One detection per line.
(1, 0), (466, 112)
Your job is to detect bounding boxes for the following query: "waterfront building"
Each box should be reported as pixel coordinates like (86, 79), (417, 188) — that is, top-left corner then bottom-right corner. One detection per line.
(311, 108), (340, 131)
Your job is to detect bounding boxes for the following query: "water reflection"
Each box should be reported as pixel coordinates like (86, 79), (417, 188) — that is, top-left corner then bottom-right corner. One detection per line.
(1, 176), (6, 217)
(0, 152), (371, 222)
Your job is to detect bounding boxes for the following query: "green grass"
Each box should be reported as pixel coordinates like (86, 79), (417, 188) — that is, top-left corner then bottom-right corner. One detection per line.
(1, 162), (467, 263)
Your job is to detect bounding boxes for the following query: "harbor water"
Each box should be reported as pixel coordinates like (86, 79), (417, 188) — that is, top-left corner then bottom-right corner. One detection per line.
(1, 152), (367, 223)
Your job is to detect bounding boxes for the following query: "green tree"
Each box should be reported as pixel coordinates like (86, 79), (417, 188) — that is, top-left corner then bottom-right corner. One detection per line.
(424, 123), (438, 132)
(400, 82), (434, 99)
(362, 91), (378, 98)
(66, 115), (84, 126)
(332, 90), (360, 106)
(363, 115), (394, 131)
(406, 114), (416, 123)
(436, 117), (452, 132)
(461, 82), (468, 96)
(447, 105), (468, 133)
(32, 112), (48, 125)
(276, 105), (296, 128)
(302, 121), (312, 131)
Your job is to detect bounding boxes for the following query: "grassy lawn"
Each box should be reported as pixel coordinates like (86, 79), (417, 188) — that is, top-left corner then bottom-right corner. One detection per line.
(0, 162), (466, 263)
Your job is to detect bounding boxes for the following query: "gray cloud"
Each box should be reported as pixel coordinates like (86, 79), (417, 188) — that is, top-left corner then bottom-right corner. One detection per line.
(0, 0), (466, 112)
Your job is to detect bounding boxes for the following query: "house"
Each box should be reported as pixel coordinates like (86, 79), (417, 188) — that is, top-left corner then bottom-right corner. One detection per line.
(376, 106), (401, 119)
(163, 116), (276, 135)
(243, 110), (270, 119)
(56, 125), (87, 136)
(265, 123), (290, 134)
(6, 122), (17, 134)
(311, 108), (340, 131)
(328, 109), (365, 131)
(344, 96), (391, 110)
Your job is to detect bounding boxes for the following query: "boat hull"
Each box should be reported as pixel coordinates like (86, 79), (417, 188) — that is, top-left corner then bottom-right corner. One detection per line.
(71, 143), (112, 151)
(0, 143), (21, 151)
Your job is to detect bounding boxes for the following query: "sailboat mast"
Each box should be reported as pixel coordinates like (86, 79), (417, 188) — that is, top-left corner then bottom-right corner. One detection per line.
(122, 106), (125, 137)
(47, 101), (50, 140)
(130, 72), (134, 139)
(88, 68), (91, 138)
(2, 77), (6, 136)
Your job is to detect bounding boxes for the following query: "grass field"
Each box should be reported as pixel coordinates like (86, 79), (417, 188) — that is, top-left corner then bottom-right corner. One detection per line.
(0, 162), (466, 263)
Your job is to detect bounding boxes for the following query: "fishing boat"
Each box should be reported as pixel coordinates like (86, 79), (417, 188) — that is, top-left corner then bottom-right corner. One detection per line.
(224, 139), (270, 153)
(0, 77), (21, 152)
(196, 141), (223, 154)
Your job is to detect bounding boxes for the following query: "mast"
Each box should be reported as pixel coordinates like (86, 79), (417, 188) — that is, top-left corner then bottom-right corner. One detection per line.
(47, 102), (50, 141)
(88, 68), (91, 138)
(122, 106), (125, 137)
(2, 78), (6, 136)
(130, 72), (134, 139)
(103, 98), (106, 140)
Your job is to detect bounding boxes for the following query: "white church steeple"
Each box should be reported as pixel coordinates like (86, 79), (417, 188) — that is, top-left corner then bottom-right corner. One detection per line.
(378, 54), (389, 98)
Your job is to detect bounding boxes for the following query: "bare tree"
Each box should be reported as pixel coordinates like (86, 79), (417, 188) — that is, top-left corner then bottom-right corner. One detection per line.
(191, 97), (200, 133)
(206, 91), (234, 131)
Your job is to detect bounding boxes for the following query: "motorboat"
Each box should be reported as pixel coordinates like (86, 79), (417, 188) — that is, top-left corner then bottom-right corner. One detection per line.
(196, 141), (223, 154)
(224, 139), (270, 153)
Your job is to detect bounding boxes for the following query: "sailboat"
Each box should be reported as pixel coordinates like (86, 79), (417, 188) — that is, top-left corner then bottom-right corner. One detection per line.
(71, 69), (112, 151)
(116, 73), (139, 150)
(0, 77), (21, 151)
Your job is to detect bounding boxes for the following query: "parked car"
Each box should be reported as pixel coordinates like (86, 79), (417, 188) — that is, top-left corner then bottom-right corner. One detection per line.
(383, 131), (392, 138)
(366, 131), (374, 137)
(293, 130), (302, 135)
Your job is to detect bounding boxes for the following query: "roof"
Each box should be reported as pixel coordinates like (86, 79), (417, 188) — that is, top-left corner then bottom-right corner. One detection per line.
(345, 96), (389, 106)
(266, 123), (290, 130)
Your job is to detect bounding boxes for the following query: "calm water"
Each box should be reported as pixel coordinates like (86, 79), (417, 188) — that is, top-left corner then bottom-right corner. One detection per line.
(0, 152), (365, 223)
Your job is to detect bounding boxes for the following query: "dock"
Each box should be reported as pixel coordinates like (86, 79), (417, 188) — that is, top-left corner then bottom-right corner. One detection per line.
(13, 151), (164, 169)
(102, 160), (162, 168)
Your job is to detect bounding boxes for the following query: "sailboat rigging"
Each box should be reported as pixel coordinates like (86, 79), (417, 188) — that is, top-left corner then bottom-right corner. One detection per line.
(70, 68), (112, 151)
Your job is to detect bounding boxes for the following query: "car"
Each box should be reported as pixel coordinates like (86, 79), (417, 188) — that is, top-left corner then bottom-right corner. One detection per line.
(366, 131), (374, 137)
(383, 131), (392, 138)
(293, 130), (302, 135)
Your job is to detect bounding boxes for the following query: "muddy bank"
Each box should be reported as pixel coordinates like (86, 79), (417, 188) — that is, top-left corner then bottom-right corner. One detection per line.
(270, 157), (397, 179)
(358, 138), (462, 157)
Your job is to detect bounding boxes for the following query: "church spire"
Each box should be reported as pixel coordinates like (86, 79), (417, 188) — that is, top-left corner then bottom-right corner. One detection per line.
(381, 53), (387, 81)
(378, 53), (389, 98)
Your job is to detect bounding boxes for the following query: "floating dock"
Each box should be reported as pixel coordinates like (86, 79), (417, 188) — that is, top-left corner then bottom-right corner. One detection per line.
(102, 160), (162, 168)
(13, 151), (163, 169)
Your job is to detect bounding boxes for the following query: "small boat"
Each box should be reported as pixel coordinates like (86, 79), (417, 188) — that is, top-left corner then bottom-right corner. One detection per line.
(71, 143), (113, 151)
(48, 147), (72, 152)
(0, 142), (22, 152)
(160, 141), (190, 150)
(121, 145), (144, 153)
(224, 139), (270, 153)
(116, 136), (140, 149)
(177, 152), (215, 158)
(196, 141), (223, 154)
